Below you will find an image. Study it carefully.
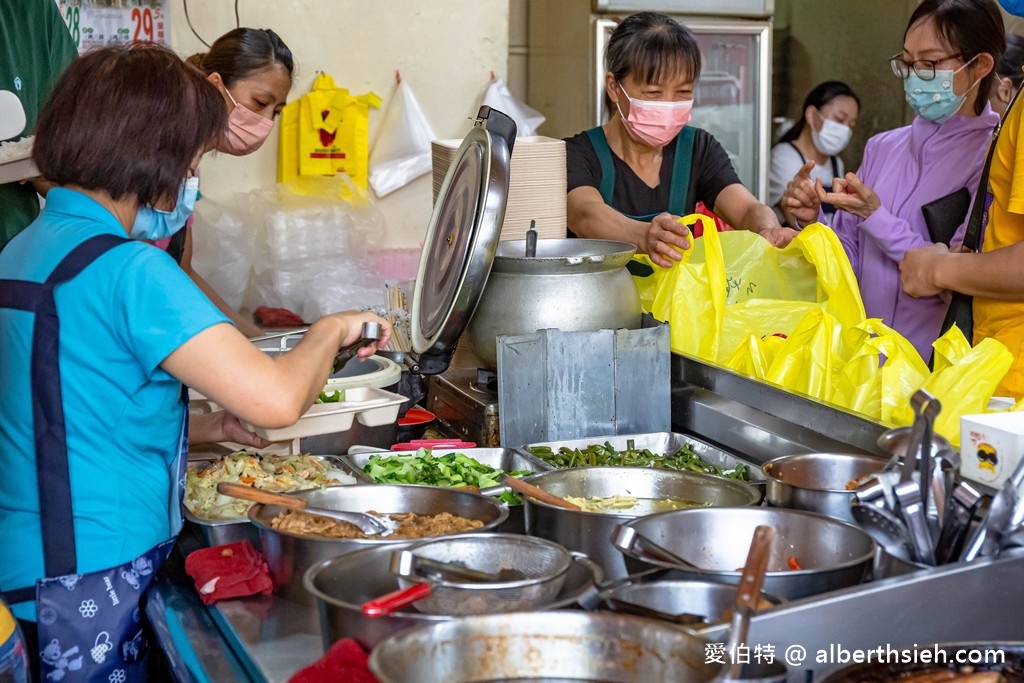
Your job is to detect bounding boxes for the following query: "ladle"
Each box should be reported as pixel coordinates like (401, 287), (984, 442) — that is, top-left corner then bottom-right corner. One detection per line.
(216, 482), (393, 535)
(501, 474), (581, 511)
(851, 503), (914, 562)
(610, 525), (707, 571)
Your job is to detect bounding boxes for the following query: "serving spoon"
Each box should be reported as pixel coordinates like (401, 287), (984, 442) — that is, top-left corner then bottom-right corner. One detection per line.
(216, 482), (395, 535)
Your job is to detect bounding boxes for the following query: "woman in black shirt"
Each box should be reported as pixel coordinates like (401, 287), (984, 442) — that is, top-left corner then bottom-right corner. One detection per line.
(566, 12), (795, 268)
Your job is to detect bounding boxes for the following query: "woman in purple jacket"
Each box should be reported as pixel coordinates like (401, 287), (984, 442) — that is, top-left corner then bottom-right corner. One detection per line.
(781, 0), (1003, 361)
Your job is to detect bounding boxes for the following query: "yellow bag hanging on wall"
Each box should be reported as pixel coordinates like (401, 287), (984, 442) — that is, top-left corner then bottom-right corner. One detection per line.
(277, 73), (381, 189)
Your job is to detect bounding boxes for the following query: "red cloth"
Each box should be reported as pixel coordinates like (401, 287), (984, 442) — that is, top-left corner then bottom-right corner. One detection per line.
(254, 305), (306, 328)
(289, 638), (378, 683)
(184, 541), (273, 605)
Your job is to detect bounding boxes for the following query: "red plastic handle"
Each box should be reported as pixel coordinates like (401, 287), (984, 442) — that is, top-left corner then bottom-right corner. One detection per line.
(361, 582), (432, 617)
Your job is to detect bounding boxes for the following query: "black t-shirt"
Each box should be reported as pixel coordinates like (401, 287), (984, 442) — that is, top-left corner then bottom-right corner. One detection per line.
(565, 127), (740, 218)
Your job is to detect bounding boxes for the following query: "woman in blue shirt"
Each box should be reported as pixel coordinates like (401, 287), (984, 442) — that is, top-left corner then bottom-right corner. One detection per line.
(0, 45), (387, 682)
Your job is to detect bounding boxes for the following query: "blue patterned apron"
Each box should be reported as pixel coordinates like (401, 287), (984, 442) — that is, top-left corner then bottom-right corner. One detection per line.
(0, 235), (188, 682)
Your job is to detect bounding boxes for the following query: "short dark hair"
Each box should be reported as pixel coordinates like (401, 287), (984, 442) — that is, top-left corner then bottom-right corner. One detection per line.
(605, 12), (702, 87)
(778, 81), (860, 144)
(187, 28), (294, 87)
(33, 44), (226, 207)
(906, 0), (1005, 116)
(998, 33), (1024, 88)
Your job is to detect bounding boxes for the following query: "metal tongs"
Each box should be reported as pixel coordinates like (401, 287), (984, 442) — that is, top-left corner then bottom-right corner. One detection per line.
(333, 321), (382, 372)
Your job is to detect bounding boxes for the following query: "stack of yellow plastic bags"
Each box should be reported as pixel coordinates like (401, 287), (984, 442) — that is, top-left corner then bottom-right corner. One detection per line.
(632, 215), (1016, 446)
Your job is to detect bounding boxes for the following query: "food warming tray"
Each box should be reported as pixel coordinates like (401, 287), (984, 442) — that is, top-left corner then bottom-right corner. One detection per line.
(341, 447), (550, 484)
(516, 431), (765, 484)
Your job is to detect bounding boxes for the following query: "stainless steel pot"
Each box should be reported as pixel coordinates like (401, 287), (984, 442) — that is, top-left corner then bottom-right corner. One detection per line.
(762, 453), (886, 523)
(303, 544), (604, 651)
(465, 238), (642, 368)
(523, 467), (760, 579)
(367, 611), (719, 682)
(615, 507), (876, 600)
(603, 579), (783, 628)
(248, 485), (508, 606)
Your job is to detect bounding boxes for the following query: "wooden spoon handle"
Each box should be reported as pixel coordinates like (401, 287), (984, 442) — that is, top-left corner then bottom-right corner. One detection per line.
(501, 474), (581, 511)
(217, 482), (307, 510)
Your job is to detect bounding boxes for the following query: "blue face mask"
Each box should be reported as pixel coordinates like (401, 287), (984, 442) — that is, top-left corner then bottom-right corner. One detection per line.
(903, 56), (978, 124)
(130, 177), (199, 240)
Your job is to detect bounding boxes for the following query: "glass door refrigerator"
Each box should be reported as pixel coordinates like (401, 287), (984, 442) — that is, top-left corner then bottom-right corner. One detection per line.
(528, 0), (773, 201)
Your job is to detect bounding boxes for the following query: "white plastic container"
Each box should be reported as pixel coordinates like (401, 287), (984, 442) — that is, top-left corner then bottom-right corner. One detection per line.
(243, 386), (406, 442)
(961, 412), (1024, 487)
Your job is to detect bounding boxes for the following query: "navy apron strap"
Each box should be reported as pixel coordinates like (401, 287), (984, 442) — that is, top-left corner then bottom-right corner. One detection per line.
(586, 127), (617, 206)
(830, 155), (840, 181)
(1, 234), (129, 587)
(666, 126), (696, 216)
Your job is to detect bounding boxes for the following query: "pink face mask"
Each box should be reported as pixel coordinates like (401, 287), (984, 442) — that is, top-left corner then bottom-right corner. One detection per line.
(615, 83), (693, 148)
(216, 87), (275, 156)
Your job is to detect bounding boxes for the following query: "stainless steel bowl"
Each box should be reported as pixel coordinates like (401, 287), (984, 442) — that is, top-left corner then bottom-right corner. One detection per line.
(524, 466), (760, 579)
(603, 579), (783, 627)
(368, 611), (719, 682)
(249, 485), (508, 606)
(615, 507), (876, 600)
(876, 426), (955, 461)
(762, 453), (887, 523)
(304, 544), (605, 651)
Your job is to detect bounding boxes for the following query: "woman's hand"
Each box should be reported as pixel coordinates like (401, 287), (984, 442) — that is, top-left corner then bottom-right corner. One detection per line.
(900, 243), (951, 298)
(323, 310), (392, 360)
(189, 411), (271, 447)
(757, 226), (798, 248)
(818, 172), (881, 220)
(781, 161), (822, 228)
(642, 213), (692, 268)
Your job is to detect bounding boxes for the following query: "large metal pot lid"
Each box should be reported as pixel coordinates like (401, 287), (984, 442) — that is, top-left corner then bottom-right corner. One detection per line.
(409, 106), (516, 373)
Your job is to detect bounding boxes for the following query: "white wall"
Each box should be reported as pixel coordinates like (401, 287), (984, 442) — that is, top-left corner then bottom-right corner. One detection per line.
(169, 1), (509, 249)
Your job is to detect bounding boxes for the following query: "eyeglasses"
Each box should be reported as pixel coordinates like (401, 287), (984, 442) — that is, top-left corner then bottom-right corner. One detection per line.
(889, 52), (962, 80)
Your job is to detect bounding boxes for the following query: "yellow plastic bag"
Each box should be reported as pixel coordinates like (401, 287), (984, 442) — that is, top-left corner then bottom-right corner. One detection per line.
(631, 214), (721, 360)
(764, 309), (845, 403)
(931, 323), (971, 372)
(892, 336), (1013, 446)
(278, 73), (381, 188)
(721, 333), (787, 380)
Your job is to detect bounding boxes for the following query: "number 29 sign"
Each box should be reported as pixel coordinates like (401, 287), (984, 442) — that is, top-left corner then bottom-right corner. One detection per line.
(55, 0), (171, 55)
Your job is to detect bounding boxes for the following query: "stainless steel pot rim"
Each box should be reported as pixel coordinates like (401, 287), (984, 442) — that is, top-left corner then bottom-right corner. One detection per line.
(602, 578), (786, 606)
(302, 549), (601, 616)
(761, 453), (886, 494)
(522, 466), (760, 515)
(620, 507), (878, 575)
(399, 533), (573, 590)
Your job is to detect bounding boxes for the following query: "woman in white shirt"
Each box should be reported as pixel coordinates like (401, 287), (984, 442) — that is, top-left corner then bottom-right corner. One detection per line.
(769, 81), (860, 226)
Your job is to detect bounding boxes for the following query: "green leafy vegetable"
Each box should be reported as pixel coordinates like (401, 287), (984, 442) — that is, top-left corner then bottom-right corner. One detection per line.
(362, 449), (533, 504)
(526, 441), (750, 481)
(316, 389), (345, 404)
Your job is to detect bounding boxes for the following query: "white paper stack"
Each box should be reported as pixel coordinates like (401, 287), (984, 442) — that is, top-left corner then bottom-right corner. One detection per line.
(431, 135), (567, 240)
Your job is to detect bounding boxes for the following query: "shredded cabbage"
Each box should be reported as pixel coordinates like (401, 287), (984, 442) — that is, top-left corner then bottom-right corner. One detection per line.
(184, 452), (355, 520)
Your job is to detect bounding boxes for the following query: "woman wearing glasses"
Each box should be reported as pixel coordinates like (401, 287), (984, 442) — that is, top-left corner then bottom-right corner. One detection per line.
(781, 0), (1003, 363)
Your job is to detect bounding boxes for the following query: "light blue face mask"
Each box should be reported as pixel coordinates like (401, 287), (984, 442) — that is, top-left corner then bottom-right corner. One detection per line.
(130, 176), (199, 240)
(903, 56), (979, 124)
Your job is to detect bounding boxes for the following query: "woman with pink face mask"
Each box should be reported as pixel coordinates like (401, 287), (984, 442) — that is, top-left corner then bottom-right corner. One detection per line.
(565, 12), (795, 268)
(154, 28), (293, 337)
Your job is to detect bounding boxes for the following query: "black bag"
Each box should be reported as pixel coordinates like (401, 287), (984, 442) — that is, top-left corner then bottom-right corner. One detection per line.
(922, 187), (971, 246)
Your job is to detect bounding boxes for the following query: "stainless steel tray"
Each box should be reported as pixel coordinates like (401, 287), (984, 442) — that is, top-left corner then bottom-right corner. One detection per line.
(341, 447), (550, 484)
(183, 454), (355, 548)
(514, 432), (764, 483)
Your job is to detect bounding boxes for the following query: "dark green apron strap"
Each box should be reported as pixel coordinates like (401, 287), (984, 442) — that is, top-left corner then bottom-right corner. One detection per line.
(667, 126), (696, 216)
(586, 127), (617, 205)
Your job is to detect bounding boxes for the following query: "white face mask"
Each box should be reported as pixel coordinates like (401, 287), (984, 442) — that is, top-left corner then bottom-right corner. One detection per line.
(811, 116), (853, 156)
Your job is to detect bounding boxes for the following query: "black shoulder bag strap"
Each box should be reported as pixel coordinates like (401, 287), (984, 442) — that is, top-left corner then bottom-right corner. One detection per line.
(939, 87), (1024, 340)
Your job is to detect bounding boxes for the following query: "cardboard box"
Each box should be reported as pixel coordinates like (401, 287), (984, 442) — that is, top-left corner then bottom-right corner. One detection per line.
(961, 413), (1024, 487)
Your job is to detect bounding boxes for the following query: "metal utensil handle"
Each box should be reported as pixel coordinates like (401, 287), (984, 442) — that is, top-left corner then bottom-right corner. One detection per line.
(361, 583), (432, 617)
(895, 481), (936, 565)
(501, 474), (581, 510)
(216, 482), (306, 510)
(392, 550), (500, 583)
(610, 525), (704, 570)
(719, 525), (776, 681)
(332, 321), (383, 370)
